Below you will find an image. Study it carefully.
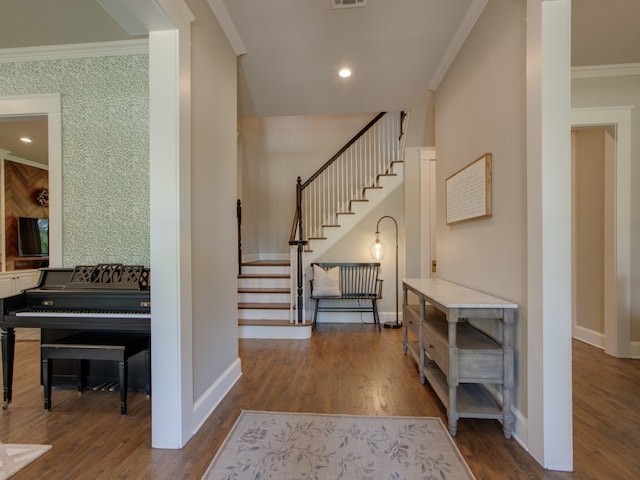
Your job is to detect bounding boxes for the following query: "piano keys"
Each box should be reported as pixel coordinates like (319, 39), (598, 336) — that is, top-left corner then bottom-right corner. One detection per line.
(1, 265), (151, 409)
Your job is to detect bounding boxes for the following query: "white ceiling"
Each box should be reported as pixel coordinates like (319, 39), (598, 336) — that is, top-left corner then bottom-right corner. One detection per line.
(0, 117), (48, 165)
(0, 0), (639, 165)
(224, 0), (477, 117)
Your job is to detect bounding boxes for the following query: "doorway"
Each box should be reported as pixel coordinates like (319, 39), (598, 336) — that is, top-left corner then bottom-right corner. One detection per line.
(0, 95), (61, 268)
(571, 107), (632, 358)
(0, 116), (49, 272)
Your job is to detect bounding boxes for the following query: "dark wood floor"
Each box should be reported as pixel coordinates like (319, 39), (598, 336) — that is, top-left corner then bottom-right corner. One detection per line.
(1, 324), (638, 479)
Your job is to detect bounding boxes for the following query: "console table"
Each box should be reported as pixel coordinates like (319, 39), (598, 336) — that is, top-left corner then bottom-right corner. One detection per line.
(402, 278), (517, 438)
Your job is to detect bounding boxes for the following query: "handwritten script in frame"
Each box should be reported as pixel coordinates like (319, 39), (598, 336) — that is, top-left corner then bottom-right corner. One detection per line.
(446, 153), (492, 225)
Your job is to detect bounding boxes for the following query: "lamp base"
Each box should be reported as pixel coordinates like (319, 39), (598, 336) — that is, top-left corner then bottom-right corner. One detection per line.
(383, 321), (402, 329)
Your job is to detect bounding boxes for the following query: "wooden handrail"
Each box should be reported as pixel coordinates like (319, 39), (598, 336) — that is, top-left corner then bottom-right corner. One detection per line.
(289, 112), (392, 324)
(301, 112), (386, 189)
(288, 179), (301, 245)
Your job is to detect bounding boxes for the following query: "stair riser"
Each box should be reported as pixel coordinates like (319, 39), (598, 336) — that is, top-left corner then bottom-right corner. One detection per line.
(241, 266), (290, 275)
(238, 324), (312, 340)
(306, 162), (403, 263)
(238, 309), (290, 321)
(238, 278), (290, 289)
(238, 293), (290, 303)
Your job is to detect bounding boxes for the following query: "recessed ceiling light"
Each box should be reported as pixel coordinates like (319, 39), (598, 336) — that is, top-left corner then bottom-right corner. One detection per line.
(339, 68), (352, 78)
(20, 137), (32, 143)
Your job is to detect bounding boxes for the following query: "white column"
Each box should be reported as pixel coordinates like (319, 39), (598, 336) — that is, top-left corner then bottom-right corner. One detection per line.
(149, 21), (194, 449)
(526, 0), (573, 470)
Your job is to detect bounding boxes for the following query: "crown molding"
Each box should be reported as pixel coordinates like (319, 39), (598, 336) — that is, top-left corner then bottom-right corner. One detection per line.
(207, 0), (247, 56)
(428, 0), (488, 91)
(0, 39), (149, 64)
(572, 63), (640, 79)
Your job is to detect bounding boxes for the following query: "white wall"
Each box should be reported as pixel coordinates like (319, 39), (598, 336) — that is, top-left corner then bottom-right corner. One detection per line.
(435, 0), (527, 413)
(187, 0), (239, 403)
(573, 128), (605, 334)
(572, 74), (640, 343)
(239, 113), (378, 256)
(149, 0), (241, 447)
(313, 185), (405, 323)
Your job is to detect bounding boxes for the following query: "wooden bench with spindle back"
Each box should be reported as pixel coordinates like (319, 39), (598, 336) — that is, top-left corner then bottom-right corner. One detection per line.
(309, 262), (382, 331)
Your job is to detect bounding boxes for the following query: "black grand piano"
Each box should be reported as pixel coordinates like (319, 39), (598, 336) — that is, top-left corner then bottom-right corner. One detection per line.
(0, 264), (150, 409)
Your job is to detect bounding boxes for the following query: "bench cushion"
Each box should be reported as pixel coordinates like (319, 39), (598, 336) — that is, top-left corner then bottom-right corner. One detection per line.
(312, 264), (341, 297)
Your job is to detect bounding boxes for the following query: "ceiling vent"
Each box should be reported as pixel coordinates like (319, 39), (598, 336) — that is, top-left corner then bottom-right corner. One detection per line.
(332, 0), (367, 9)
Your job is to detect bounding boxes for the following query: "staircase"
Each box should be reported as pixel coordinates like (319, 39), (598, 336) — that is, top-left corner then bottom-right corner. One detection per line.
(239, 111), (408, 338)
(238, 160), (402, 339)
(238, 260), (312, 339)
(303, 160), (404, 262)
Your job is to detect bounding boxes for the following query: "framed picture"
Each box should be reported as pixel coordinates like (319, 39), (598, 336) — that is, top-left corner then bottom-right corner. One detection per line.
(446, 153), (492, 225)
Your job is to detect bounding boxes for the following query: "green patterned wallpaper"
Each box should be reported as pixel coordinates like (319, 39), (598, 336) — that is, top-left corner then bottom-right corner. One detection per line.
(0, 54), (150, 267)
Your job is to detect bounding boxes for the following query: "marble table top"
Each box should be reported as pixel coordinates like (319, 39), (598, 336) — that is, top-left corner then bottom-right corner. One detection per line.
(402, 278), (518, 309)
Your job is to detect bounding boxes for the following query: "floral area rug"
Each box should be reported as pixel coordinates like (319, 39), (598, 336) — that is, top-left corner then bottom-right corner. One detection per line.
(0, 443), (51, 480)
(202, 411), (475, 480)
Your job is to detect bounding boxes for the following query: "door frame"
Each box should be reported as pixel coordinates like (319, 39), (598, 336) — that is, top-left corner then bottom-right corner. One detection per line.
(420, 147), (436, 278)
(0, 94), (62, 268)
(571, 106), (632, 358)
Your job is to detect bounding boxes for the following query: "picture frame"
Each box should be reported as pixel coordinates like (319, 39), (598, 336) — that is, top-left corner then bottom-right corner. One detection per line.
(445, 153), (492, 225)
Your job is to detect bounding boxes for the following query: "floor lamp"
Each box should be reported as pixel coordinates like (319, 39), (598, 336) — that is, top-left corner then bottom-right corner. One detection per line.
(370, 215), (401, 329)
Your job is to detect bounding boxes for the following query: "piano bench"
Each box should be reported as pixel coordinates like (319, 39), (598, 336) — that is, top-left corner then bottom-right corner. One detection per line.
(41, 332), (151, 416)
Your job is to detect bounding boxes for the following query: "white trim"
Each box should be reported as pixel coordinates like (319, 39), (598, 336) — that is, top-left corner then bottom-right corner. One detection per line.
(419, 147), (436, 279)
(149, 29), (183, 449)
(97, 0), (172, 35)
(207, 0), (247, 56)
(144, 0), (194, 450)
(571, 106), (633, 358)
(154, 0), (195, 32)
(0, 94), (62, 269)
(526, 0), (573, 471)
(572, 63), (640, 79)
(571, 106), (634, 124)
(630, 342), (640, 360)
(511, 406), (528, 454)
(0, 39), (148, 63)
(428, 0), (488, 90)
(191, 358), (243, 434)
(573, 326), (605, 350)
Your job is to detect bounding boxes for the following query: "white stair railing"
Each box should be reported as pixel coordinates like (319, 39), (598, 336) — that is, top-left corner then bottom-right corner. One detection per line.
(302, 112), (406, 240)
(289, 111), (409, 324)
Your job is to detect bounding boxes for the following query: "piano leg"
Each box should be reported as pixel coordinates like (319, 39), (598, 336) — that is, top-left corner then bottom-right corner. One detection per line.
(42, 356), (52, 410)
(1, 327), (16, 409)
(118, 359), (127, 416)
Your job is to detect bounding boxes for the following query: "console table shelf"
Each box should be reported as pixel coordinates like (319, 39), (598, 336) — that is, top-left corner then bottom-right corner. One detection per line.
(402, 278), (517, 438)
(402, 304), (421, 361)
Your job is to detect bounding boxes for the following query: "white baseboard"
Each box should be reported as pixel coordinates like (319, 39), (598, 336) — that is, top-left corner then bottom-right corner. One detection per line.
(573, 326), (640, 358)
(572, 325), (604, 349)
(511, 405), (528, 452)
(483, 384), (527, 449)
(315, 311), (403, 326)
(191, 357), (242, 435)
